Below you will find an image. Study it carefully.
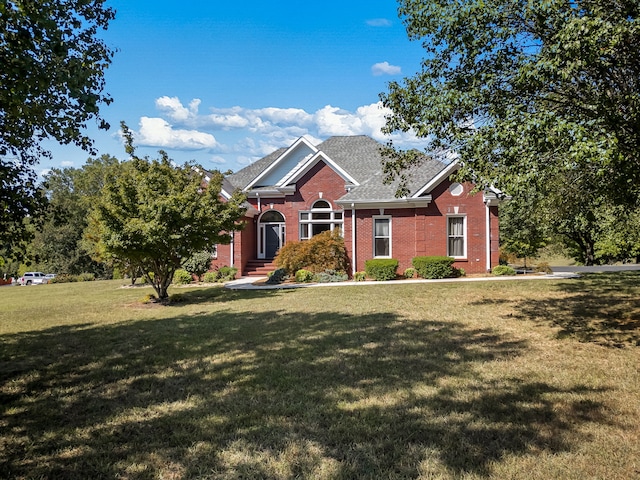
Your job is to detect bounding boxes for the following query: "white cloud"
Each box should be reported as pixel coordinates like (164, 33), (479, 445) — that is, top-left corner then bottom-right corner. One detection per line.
(135, 98), (428, 170)
(372, 61), (402, 76)
(60, 160), (74, 167)
(366, 18), (392, 27)
(136, 117), (218, 150)
(315, 105), (363, 137)
(156, 96), (200, 122)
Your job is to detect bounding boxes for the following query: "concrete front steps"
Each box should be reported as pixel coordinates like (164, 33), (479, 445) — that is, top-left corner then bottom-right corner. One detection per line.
(243, 259), (276, 276)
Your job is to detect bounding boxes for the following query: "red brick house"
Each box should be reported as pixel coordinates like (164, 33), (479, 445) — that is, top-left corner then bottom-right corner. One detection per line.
(212, 135), (502, 277)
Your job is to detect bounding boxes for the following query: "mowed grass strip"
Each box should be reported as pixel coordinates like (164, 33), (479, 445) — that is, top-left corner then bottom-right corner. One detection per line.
(0, 274), (639, 479)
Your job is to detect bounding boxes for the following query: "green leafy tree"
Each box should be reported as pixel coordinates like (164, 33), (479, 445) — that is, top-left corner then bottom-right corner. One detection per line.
(30, 155), (119, 276)
(0, 0), (115, 253)
(499, 194), (547, 268)
(594, 207), (640, 264)
(381, 0), (640, 207)
(90, 125), (247, 300)
(0, 159), (46, 256)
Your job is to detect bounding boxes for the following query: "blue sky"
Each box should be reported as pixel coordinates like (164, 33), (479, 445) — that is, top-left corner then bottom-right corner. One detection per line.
(42, 0), (428, 176)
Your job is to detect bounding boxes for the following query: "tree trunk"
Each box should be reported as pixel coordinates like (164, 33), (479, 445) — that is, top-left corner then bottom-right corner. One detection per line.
(150, 268), (174, 301)
(583, 239), (596, 266)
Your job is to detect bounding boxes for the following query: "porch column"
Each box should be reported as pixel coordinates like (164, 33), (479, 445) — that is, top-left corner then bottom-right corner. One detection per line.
(351, 204), (357, 276)
(485, 203), (491, 272)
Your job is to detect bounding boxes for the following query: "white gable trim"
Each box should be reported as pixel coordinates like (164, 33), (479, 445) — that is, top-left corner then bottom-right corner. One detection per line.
(411, 160), (460, 198)
(277, 151), (360, 187)
(244, 136), (318, 191)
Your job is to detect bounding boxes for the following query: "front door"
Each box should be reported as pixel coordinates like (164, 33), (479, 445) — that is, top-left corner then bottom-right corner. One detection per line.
(265, 224), (281, 259)
(258, 210), (286, 259)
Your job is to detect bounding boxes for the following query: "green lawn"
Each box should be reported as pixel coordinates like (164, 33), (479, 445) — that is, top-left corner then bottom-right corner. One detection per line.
(1, 275), (639, 479)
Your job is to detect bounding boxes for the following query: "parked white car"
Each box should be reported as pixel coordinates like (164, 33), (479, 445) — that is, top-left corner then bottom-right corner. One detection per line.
(17, 272), (48, 285)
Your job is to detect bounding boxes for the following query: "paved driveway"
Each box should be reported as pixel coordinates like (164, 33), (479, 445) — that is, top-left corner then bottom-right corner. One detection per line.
(551, 264), (640, 273)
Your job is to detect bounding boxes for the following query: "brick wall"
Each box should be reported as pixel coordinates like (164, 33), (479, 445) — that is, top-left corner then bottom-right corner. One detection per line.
(218, 161), (499, 276)
(346, 180), (496, 274)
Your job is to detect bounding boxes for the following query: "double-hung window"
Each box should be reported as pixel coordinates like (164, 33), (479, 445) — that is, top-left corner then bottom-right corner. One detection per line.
(447, 216), (466, 258)
(373, 216), (391, 257)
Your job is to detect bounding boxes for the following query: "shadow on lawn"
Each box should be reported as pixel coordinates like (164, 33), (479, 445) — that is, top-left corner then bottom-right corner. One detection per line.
(511, 271), (640, 347)
(0, 293), (614, 479)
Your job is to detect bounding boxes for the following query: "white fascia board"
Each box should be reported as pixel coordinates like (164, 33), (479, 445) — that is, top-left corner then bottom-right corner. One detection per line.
(336, 195), (432, 210)
(244, 136), (318, 191)
(411, 160), (460, 198)
(245, 185), (296, 198)
(280, 151), (359, 187)
(220, 188), (232, 200)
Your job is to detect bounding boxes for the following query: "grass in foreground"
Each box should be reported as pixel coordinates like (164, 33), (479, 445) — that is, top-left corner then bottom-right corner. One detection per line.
(0, 274), (639, 479)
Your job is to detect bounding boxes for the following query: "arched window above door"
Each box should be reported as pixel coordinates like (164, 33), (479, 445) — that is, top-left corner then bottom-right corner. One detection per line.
(260, 210), (285, 223)
(312, 199), (331, 209)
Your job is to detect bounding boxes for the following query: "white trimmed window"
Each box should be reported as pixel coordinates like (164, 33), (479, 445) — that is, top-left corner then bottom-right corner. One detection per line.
(373, 216), (391, 258)
(299, 200), (343, 240)
(447, 216), (467, 258)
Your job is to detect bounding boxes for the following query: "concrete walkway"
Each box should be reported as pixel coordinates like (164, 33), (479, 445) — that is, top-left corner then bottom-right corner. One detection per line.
(225, 270), (581, 290)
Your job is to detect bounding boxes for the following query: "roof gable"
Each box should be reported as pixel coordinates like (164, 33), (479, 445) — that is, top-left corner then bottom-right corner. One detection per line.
(277, 150), (359, 187)
(411, 160), (460, 198)
(244, 136), (318, 190)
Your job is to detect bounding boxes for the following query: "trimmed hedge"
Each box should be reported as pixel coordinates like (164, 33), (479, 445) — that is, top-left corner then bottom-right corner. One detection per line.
(173, 269), (193, 284)
(412, 256), (456, 279)
(217, 266), (238, 282)
(492, 265), (516, 276)
(202, 271), (218, 283)
(295, 269), (314, 283)
(403, 267), (416, 279)
(365, 259), (399, 281)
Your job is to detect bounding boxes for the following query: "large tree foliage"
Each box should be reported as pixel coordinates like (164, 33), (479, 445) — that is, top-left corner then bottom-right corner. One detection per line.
(90, 127), (247, 300)
(0, 0), (115, 253)
(29, 155), (119, 276)
(500, 170), (640, 265)
(381, 0), (640, 205)
(499, 193), (546, 268)
(0, 158), (45, 256)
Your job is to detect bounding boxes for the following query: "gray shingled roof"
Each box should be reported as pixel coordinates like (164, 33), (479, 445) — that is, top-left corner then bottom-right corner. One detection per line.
(339, 157), (447, 202)
(226, 147), (287, 190)
(225, 136), (448, 201)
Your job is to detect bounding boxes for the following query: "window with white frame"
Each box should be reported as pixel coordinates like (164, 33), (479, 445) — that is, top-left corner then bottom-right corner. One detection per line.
(447, 216), (466, 258)
(373, 216), (391, 257)
(299, 200), (343, 240)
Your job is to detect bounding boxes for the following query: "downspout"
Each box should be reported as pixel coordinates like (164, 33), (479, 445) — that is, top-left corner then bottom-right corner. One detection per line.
(230, 231), (235, 268)
(351, 204), (357, 276)
(485, 202), (491, 272)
